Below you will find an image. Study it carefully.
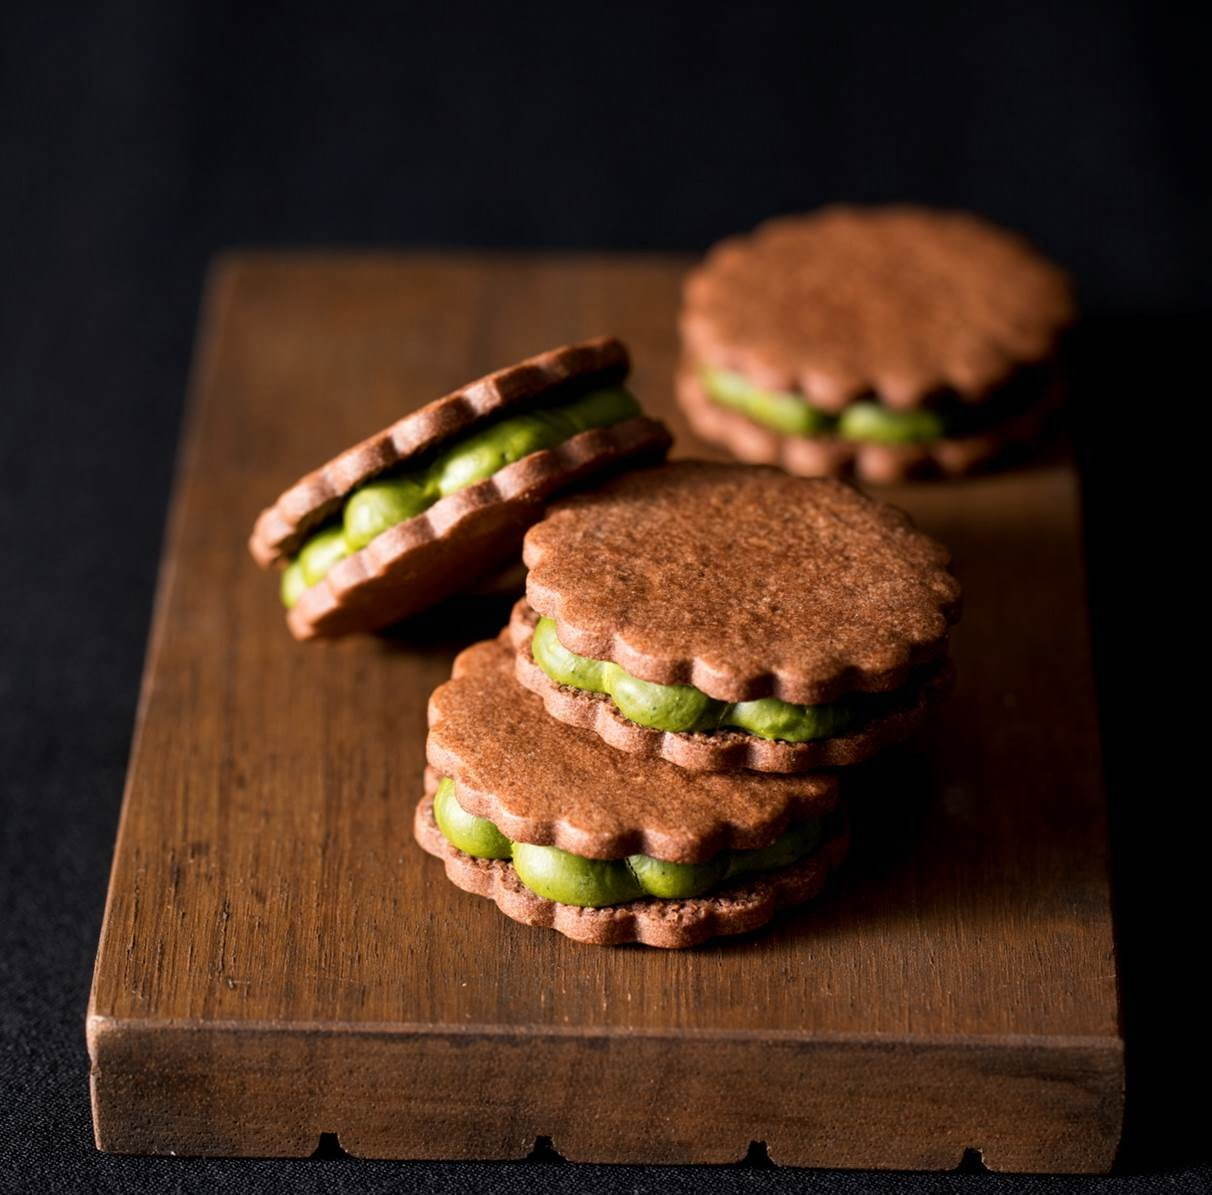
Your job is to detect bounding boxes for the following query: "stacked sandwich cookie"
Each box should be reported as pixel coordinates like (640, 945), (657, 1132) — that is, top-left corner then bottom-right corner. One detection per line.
(417, 461), (961, 947)
(415, 637), (847, 949)
(249, 338), (672, 638)
(678, 206), (1075, 482)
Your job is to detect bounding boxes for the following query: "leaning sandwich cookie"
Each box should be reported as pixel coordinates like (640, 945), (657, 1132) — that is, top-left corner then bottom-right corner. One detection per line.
(513, 461), (960, 773)
(678, 205), (1075, 482)
(249, 337), (671, 638)
(417, 635), (848, 949)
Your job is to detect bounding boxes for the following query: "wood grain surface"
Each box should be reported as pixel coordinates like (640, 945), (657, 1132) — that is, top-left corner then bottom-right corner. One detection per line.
(87, 253), (1122, 1171)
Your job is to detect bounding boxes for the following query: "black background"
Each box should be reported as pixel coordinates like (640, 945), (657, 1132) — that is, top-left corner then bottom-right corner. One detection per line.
(1, 3), (1205, 1192)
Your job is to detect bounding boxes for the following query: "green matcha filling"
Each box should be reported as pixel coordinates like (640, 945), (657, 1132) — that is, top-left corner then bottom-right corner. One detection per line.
(433, 777), (823, 907)
(280, 386), (642, 606)
(531, 616), (859, 742)
(700, 366), (946, 445)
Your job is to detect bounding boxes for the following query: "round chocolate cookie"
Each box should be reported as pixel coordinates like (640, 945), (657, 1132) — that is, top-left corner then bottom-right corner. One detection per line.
(521, 461), (960, 708)
(249, 337), (671, 638)
(426, 634), (840, 864)
(678, 206), (1074, 481)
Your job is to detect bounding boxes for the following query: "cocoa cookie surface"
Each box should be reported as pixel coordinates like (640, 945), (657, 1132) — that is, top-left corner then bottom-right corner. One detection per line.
(248, 337), (671, 638)
(508, 599), (953, 773)
(413, 791), (849, 949)
(681, 205), (1074, 410)
(426, 634), (839, 864)
(522, 461), (960, 705)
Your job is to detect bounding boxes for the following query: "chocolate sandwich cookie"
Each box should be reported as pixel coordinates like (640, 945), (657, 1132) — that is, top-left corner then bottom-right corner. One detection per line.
(514, 461), (960, 772)
(418, 635), (847, 948)
(678, 206), (1074, 482)
(249, 338), (671, 638)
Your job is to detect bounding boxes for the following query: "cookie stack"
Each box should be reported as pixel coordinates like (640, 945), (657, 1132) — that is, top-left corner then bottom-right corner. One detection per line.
(677, 205), (1074, 483)
(249, 336), (962, 949)
(416, 460), (961, 948)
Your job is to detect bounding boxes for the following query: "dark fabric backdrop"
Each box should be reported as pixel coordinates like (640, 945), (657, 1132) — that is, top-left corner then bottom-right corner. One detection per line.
(1, 2), (1204, 1191)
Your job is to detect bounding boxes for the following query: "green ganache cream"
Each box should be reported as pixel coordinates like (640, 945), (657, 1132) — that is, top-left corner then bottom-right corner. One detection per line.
(280, 386), (641, 607)
(531, 616), (861, 742)
(433, 778), (823, 908)
(700, 366), (948, 444)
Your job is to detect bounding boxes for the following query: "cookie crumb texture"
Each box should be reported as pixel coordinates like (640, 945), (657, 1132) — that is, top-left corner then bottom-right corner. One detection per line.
(681, 205), (1074, 410)
(523, 461), (960, 704)
(414, 792), (850, 949)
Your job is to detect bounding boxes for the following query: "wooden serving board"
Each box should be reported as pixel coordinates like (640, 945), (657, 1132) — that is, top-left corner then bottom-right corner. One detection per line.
(87, 253), (1122, 1172)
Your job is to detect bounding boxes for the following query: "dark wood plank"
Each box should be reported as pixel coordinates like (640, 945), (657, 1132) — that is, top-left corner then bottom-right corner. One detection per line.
(87, 252), (1122, 1171)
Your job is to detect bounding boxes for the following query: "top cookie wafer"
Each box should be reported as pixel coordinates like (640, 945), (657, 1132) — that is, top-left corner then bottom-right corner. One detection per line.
(247, 338), (672, 638)
(251, 337), (632, 565)
(522, 461), (960, 705)
(681, 205), (1075, 410)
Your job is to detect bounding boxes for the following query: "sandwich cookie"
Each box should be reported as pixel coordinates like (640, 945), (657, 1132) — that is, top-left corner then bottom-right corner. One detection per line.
(513, 461), (960, 773)
(678, 206), (1075, 482)
(417, 635), (848, 948)
(250, 338), (671, 638)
